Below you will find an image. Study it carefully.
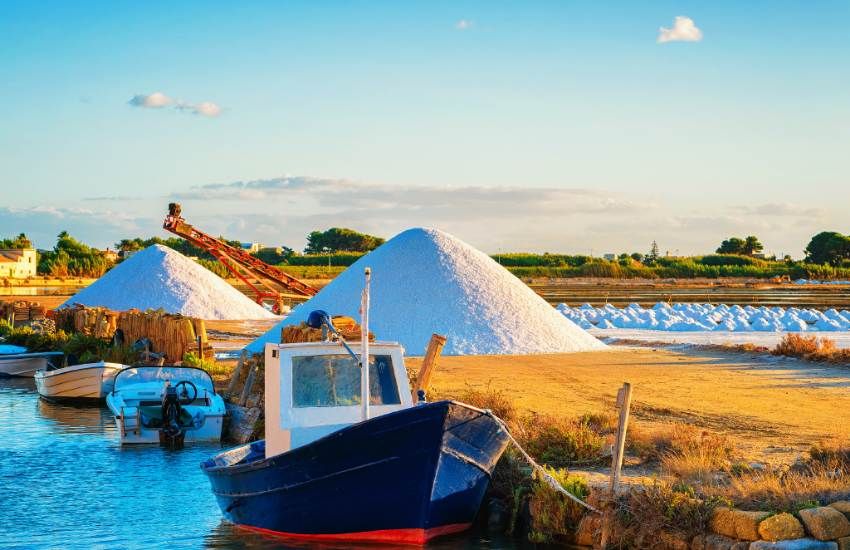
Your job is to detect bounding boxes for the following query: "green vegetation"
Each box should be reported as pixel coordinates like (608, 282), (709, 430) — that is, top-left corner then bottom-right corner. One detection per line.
(805, 231), (850, 266)
(716, 235), (763, 256)
(528, 467), (589, 543)
(14, 227), (843, 281)
(116, 236), (242, 260)
(0, 323), (140, 364)
(303, 227), (385, 254)
(0, 233), (32, 249)
(38, 231), (112, 277)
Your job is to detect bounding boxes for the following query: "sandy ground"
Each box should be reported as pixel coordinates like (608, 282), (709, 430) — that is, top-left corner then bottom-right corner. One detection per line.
(408, 347), (850, 464)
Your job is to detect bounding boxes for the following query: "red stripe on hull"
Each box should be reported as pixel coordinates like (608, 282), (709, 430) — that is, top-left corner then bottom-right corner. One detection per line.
(235, 522), (472, 545)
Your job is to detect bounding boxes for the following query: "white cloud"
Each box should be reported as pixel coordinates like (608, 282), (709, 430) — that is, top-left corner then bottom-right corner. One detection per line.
(455, 19), (472, 30)
(176, 100), (222, 117)
(129, 93), (222, 117)
(128, 91), (173, 108)
(657, 16), (703, 44)
(193, 101), (222, 117)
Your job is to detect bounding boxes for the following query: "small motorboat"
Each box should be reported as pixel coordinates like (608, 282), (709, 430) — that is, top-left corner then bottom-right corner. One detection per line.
(0, 345), (64, 378)
(35, 361), (127, 403)
(202, 270), (511, 544)
(106, 365), (225, 446)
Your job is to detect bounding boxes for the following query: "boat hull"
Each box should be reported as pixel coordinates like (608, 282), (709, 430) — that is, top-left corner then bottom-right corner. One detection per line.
(0, 353), (62, 378)
(111, 414), (225, 445)
(202, 401), (510, 544)
(35, 362), (125, 403)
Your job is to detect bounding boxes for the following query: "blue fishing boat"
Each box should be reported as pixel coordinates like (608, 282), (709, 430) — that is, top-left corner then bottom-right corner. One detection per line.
(202, 270), (511, 544)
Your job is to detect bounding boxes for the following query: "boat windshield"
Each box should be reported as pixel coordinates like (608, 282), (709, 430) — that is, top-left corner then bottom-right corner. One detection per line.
(292, 354), (400, 408)
(113, 366), (214, 392)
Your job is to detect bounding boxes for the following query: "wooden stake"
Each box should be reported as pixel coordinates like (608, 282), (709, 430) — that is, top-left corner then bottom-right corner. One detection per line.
(600, 382), (633, 549)
(412, 334), (447, 400)
(611, 382), (632, 490)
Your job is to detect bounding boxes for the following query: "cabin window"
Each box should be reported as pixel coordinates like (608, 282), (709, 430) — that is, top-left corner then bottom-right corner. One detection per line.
(292, 354), (401, 408)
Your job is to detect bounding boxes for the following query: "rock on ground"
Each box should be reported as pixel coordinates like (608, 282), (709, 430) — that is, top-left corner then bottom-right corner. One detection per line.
(759, 513), (806, 542)
(798, 507), (850, 541)
(831, 502), (850, 520)
(734, 510), (771, 541)
(749, 539), (838, 550)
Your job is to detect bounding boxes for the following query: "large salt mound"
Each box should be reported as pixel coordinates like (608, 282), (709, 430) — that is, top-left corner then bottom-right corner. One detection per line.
(61, 245), (276, 320)
(247, 228), (605, 355)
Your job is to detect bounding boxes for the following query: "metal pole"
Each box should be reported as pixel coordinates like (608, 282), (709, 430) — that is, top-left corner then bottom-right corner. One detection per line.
(360, 268), (371, 421)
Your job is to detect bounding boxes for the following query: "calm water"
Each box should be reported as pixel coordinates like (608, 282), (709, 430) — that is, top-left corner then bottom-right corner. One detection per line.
(0, 379), (527, 550)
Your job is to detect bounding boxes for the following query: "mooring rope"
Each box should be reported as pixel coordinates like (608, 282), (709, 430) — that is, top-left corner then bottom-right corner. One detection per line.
(488, 413), (602, 514)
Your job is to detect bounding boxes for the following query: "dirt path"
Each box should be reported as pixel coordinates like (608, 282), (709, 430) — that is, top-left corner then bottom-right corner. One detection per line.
(408, 347), (850, 463)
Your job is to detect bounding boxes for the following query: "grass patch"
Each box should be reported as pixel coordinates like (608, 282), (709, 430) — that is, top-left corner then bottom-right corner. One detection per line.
(516, 413), (612, 468)
(772, 334), (850, 363)
(610, 482), (726, 547)
(528, 467), (589, 543)
(183, 352), (231, 377)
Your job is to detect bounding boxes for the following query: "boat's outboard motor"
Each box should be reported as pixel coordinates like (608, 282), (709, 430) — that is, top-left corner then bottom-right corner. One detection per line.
(159, 382), (185, 449)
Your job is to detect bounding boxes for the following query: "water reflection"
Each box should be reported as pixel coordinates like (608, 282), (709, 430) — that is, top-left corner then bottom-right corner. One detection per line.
(37, 397), (113, 435)
(1, 378), (528, 549)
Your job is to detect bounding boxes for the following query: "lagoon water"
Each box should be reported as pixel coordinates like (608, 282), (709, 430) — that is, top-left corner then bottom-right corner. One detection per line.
(0, 379), (526, 549)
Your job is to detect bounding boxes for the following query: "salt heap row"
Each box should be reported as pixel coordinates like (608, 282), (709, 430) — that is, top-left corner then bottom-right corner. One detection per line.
(558, 302), (850, 333)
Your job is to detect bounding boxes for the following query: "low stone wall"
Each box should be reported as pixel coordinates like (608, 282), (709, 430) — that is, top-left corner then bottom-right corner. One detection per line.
(701, 503), (850, 550)
(573, 500), (850, 549)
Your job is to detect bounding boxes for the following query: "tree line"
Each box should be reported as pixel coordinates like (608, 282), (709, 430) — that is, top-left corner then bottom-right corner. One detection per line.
(4, 228), (850, 279)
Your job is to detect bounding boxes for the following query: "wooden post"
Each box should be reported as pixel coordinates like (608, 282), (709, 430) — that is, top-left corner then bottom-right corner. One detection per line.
(412, 334), (447, 400)
(610, 382), (632, 490)
(600, 382), (633, 549)
(226, 350), (247, 399)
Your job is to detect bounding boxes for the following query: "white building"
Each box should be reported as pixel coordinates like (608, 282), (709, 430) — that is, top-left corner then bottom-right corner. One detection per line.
(0, 248), (37, 278)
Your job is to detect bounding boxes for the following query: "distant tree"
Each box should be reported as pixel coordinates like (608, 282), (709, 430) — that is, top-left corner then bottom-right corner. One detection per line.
(742, 236), (764, 256)
(39, 232), (110, 277)
(304, 228), (385, 254)
(646, 241), (660, 263)
(0, 233), (32, 249)
(253, 246), (294, 265)
(805, 231), (850, 266)
(716, 237), (746, 255)
(630, 252), (644, 263)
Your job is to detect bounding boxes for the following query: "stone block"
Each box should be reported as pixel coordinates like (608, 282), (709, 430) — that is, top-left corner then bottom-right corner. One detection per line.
(749, 539), (837, 550)
(799, 507), (850, 541)
(830, 502), (850, 520)
(733, 510), (771, 541)
(759, 513), (806, 542)
(711, 507), (739, 538)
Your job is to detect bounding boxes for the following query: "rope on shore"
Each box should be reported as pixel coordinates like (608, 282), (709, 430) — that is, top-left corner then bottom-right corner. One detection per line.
(488, 413), (602, 514)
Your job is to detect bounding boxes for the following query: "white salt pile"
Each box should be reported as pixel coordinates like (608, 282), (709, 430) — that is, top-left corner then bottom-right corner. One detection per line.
(559, 302), (850, 333)
(247, 228), (606, 355)
(61, 245), (276, 320)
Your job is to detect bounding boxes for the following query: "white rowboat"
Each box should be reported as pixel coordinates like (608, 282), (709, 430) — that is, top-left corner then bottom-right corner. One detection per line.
(0, 352), (64, 378)
(35, 361), (126, 403)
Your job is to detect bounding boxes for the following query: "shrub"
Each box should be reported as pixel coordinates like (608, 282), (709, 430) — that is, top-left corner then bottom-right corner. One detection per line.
(627, 423), (733, 481)
(706, 464), (850, 513)
(452, 383), (518, 424)
(699, 254), (760, 267)
(773, 334), (850, 363)
(528, 466), (589, 543)
(611, 482), (725, 547)
(183, 352), (229, 377)
(518, 414), (610, 467)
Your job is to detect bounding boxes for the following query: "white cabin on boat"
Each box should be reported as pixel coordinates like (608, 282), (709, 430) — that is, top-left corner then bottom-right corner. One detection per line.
(264, 341), (413, 458)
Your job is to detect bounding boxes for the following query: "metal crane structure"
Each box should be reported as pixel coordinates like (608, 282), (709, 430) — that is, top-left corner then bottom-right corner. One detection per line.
(162, 203), (317, 312)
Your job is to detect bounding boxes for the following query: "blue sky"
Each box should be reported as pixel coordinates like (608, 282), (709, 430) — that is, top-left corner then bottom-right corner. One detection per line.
(1, 1), (848, 257)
